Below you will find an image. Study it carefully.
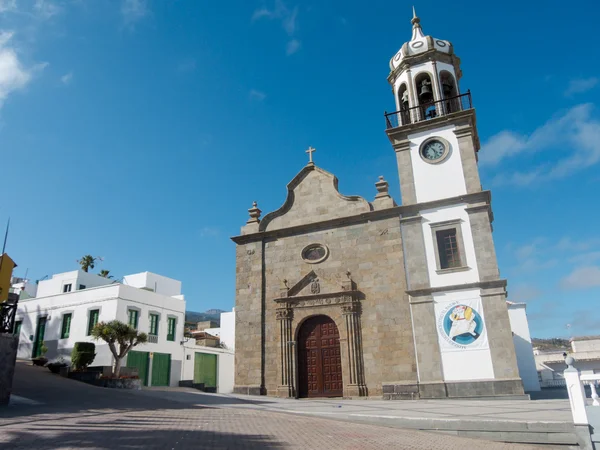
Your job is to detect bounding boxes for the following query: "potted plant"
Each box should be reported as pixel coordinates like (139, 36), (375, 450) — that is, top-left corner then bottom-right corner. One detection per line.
(47, 357), (68, 374)
(68, 342), (99, 383)
(32, 342), (49, 366)
(90, 320), (147, 389)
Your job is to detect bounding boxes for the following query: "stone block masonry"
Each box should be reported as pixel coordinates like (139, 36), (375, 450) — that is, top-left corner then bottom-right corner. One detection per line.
(0, 333), (18, 405)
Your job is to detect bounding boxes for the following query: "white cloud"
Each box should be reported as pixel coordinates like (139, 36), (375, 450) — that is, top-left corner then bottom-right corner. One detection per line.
(199, 226), (220, 238)
(252, 0), (298, 35)
(286, 39), (300, 55)
(252, 1), (301, 56)
(480, 104), (600, 185)
(0, 31), (34, 108)
(564, 77), (598, 97)
(560, 266), (600, 290)
(121, 0), (148, 26)
(0, 0), (16, 13)
(556, 237), (600, 253)
(249, 89), (266, 101)
(34, 0), (61, 19)
(60, 71), (72, 85)
(568, 251), (600, 265)
(509, 284), (543, 302)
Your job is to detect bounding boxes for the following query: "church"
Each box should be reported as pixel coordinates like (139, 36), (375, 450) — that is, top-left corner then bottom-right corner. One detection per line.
(231, 11), (525, 400)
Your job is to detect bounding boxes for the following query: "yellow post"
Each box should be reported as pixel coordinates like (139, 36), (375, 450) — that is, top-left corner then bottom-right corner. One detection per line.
(0, 254), (17, 303)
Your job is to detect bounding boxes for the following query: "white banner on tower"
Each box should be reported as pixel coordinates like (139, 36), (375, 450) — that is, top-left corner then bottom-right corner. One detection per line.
(435, 298), (489, 352)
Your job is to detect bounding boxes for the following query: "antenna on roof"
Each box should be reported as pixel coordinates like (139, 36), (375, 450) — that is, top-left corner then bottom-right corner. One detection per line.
(2, 217), (9, 254)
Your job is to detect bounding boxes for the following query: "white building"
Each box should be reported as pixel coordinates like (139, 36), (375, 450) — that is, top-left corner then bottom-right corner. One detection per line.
(197, 308), (236, 351)
(507, 302), (540, 392)
(15, 270), (186, 387)
(10, 276), (38, 299)
(536, 336), (600, 388)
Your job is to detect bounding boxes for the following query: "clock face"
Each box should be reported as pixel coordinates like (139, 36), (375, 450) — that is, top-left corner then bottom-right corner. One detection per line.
(421, 140), (446, 162)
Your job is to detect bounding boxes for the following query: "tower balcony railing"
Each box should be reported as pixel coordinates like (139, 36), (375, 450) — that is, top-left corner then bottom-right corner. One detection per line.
(385, 91), (472, 129)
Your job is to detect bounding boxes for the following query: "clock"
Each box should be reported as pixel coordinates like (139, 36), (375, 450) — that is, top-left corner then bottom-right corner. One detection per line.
(419, 138), (449, 163)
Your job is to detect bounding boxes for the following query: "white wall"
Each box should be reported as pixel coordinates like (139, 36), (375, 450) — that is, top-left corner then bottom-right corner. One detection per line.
(36, 270), (113, 297)
(408, 125), (467, 203)
(123, 272), (182, 297)
(15, 286), (121, 365)
(15, 282), (186, 386)
(572, 338), (600, 353)
(507, 303), (540, 392)
(116, 284), (185, 386)
(219, 309), (235, 351)
(433, 288), (495, 381)
(181, 344), (235, 393)
(10, 280), (38, 299)
(421, 204), (480, 288)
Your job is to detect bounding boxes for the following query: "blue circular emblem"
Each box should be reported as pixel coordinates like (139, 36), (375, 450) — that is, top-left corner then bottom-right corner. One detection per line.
(442, 304), (483, 346)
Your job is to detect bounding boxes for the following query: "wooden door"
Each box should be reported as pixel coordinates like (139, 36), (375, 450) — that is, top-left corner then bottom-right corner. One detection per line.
(298, 315), (343, 398)
(151, 353), (171, 387)
(194, 352), (217, 389)
(127, 351), (149, 386)
(32, 317), (47, 358)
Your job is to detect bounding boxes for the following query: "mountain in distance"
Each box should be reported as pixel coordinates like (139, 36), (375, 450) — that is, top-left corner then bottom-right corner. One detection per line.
(205, 309), (226, 315)
(531, 337), (570, 351)
(185, 310), (222, 326)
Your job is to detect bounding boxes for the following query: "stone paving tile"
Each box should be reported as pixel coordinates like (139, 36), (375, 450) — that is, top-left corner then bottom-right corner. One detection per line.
(0, 406), (549, 450)
(0, 364), (550, 450)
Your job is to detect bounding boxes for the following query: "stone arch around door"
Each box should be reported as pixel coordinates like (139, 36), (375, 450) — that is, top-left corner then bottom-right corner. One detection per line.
(274, 280), (367, 399)
(297, 315), (343, 398)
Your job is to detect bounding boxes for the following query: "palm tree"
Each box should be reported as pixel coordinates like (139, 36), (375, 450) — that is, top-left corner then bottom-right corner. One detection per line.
(77, 255), (97, 272)
(91, 320), (148, 378)
(98, 269), (113, 279)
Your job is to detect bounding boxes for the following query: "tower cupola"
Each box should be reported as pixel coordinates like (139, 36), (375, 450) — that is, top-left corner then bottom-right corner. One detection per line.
(386, 9), (467, 128)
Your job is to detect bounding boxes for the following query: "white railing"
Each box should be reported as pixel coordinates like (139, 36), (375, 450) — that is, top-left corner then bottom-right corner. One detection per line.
(581, 374), (600, 406)
(563, 356), (599, 449)
(148, 334), (158, 344)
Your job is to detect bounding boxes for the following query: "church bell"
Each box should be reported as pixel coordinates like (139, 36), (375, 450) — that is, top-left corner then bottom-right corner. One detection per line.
(419, 80), (433, 102)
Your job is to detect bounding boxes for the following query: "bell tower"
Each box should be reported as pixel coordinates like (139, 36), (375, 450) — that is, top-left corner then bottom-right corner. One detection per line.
(386, 10), (524, 398)
(386, 7), (480, 205)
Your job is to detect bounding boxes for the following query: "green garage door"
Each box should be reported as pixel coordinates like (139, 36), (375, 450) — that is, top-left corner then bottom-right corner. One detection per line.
(194, 352), (217, 389)
(151, 353), (171, 387)
(127, 351), (149, 386)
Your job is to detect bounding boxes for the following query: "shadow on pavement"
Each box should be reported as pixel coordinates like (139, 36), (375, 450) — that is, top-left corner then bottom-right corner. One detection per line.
(132, 388), (274, 407)
(1, 362), (277, 423)
(1, 418), (285, 449)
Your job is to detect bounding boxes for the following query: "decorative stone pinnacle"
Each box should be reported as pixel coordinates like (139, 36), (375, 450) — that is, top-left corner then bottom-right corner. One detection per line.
(565, 355), (575, 369)
(246, 201), (261, 224)
(375, 176), (390, 198)
(411, 6), (420, 27)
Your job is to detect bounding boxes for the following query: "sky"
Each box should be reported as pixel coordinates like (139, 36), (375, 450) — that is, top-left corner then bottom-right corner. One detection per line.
(1, 0), (599, 339)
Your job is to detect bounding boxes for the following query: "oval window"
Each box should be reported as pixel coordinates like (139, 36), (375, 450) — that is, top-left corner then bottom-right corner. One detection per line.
(301, 244), (329, 264)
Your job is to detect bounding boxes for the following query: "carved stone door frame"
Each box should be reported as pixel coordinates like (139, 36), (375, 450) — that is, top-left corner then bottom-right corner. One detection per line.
(274, 279), (367, 398)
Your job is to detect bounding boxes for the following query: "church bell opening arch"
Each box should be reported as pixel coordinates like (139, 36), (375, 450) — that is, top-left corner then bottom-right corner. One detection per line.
(297, 315), (343, 398)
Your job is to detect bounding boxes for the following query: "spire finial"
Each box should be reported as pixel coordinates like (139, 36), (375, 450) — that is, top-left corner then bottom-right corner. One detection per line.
(411, 6), (421, 27)
(410, 6), (424, 40)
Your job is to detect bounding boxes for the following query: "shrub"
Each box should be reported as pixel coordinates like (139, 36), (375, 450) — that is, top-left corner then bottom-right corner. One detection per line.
(71, 342), (96, 370)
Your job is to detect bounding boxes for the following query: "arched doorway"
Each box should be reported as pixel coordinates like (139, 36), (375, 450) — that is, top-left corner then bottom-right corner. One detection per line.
(297, 315), (343, 398)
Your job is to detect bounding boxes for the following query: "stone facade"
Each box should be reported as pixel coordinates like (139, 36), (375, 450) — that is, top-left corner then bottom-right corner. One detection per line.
(232, 163), (524, 399)
(233, 165), (417, 398)
(233, 13), (525, 400)
(0, 333), (18, 405)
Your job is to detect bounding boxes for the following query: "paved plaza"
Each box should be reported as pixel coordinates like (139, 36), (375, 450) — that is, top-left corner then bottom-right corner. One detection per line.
(0, 363), (569, 449)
